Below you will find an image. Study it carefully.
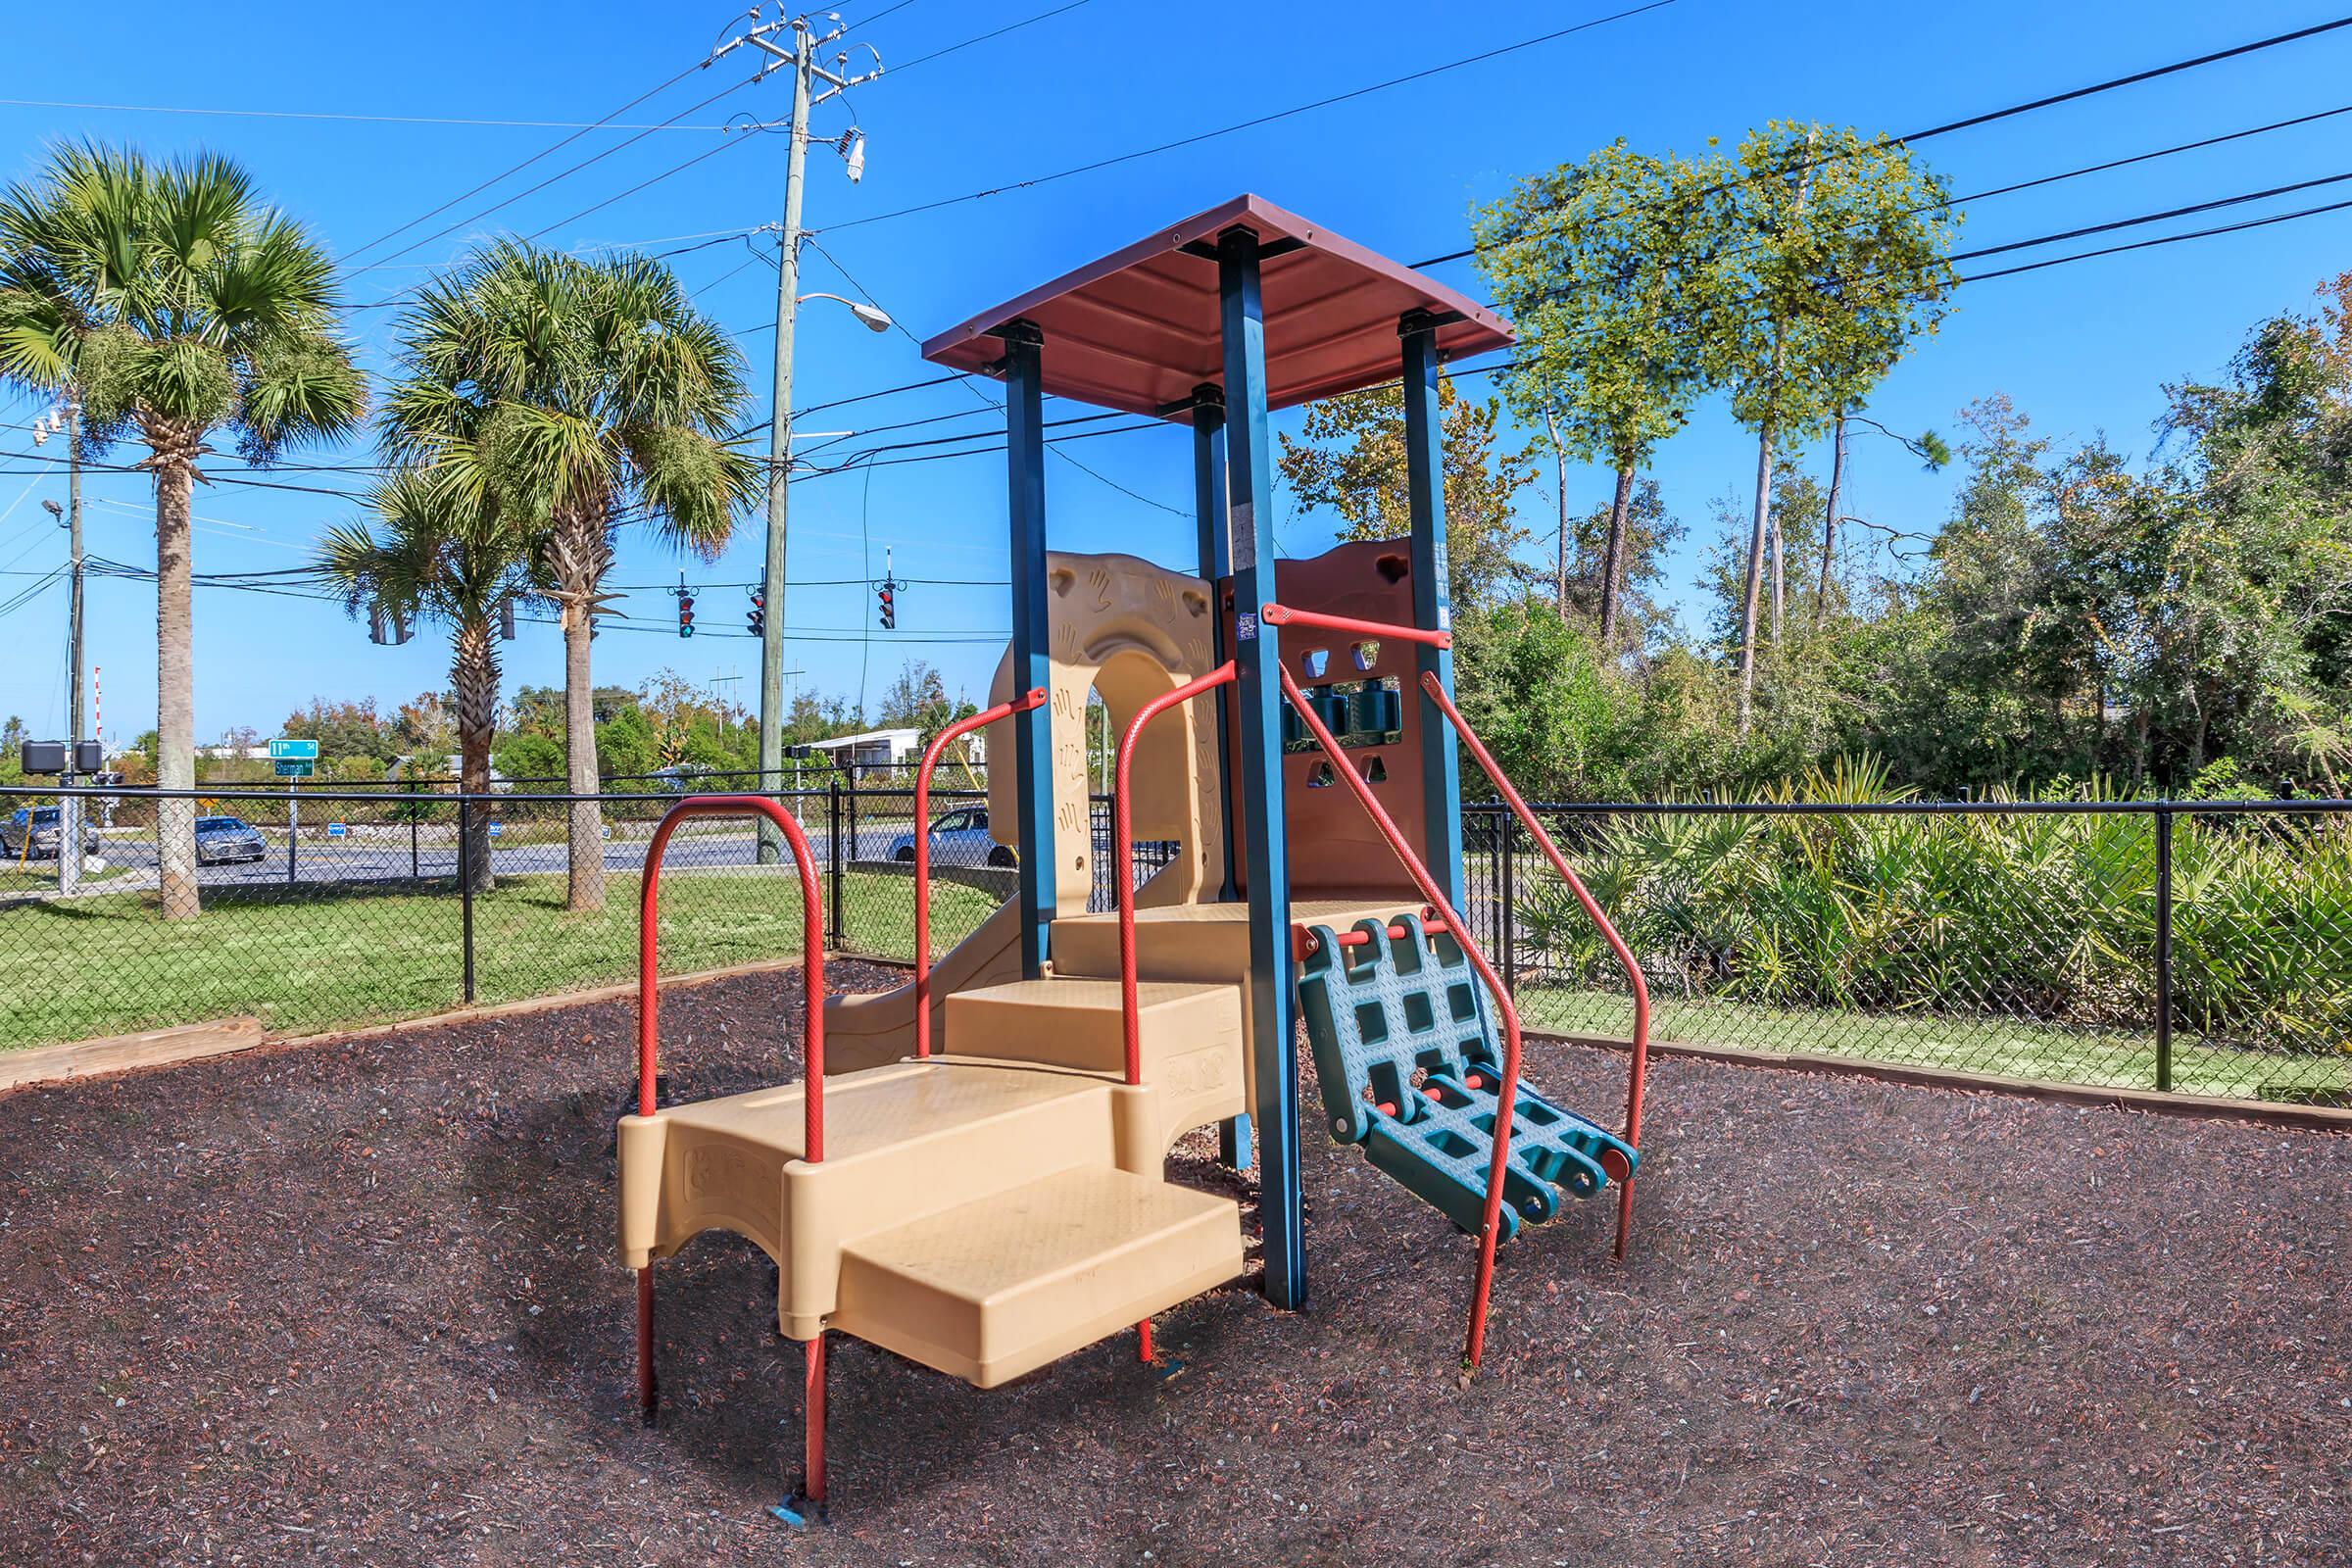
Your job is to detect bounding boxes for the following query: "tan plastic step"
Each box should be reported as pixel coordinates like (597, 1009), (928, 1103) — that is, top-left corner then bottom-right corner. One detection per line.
(616, 1060), (1118, 1291)
(943, 977), (1246, 1150)
(1048, 897), (1422, 1094)
(835, 1164), (1244, 1388)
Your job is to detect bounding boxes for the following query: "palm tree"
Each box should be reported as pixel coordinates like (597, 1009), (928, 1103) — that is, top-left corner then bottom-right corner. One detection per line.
(381, 241), (755, 910)
(0, 143), (363, 919)
(317, 469), (540, 890)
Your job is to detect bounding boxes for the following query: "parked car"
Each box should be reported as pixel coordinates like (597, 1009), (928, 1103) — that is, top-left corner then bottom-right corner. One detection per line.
(888, 806), (1016, 867)
(1, 806), (100, 860)
(194, 815), (270, 864)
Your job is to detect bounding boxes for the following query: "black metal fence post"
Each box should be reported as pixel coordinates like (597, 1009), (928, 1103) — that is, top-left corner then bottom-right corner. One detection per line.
(826, 776), (846, 950)
(2154, 800), (2174, 1093)
(1498, 808), (1518, 995)
(408, 778), (420, 879)
(457, 794), (477, 1004)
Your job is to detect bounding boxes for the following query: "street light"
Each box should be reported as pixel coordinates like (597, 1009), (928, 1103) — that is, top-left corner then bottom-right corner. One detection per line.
(798, 291), (891, 333)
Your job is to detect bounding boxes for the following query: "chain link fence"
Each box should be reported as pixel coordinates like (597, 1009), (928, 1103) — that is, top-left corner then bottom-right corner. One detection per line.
(0, 777), (1169, 1054)
(7, 783), (2342, 1105)
(1463, 800), (2352, 1106)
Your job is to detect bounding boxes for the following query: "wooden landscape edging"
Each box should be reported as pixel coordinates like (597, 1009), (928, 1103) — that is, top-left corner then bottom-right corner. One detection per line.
(1538, 1027), (2352, 1136)
(0, 951), (822, 1097)
(10, 950), (2348, 1138)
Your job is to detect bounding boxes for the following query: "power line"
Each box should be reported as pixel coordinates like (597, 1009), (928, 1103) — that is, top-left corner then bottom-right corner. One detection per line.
(801, 234), (1188, 515)
(0, 94), (742, 133)
(340, 61), (708, 265)
(886, 0), (1099, 74)
(349, 66), (765, 294)
(823, 0), (1678, 235)
(1413, 12), (2352, 267)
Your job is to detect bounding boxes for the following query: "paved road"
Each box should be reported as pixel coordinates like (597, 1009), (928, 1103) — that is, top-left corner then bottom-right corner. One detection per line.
(41, 820), (944, 892)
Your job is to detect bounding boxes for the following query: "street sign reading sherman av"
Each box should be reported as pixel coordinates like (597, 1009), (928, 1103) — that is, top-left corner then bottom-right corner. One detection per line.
(273, 760), (315, 778)
(268, 738), (319, 760)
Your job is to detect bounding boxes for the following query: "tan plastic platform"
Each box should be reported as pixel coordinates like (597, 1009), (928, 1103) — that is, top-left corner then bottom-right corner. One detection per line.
(618, 975), (1250, 1377)
(837, 1165), (1241, 1388)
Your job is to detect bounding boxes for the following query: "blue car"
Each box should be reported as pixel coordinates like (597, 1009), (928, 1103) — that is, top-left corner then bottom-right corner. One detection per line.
(195, 815), (269, 864)
(887, 806), (1015, 867)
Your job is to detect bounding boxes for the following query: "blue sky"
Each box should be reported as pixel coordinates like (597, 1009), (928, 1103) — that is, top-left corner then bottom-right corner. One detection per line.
(3, 0), (2349, 747)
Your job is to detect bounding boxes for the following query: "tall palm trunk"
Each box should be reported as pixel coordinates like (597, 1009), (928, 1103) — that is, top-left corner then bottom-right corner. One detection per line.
(452, 618), (499, 895)
(1814, 410), (1848, 631)
(150, 430), (200, 920)
(1737, 419), (1775, 733)
(1600, 462), (1635, 647)
(548, 506), (608, 911)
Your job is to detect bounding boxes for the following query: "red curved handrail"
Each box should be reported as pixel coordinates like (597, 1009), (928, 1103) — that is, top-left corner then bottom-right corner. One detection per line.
(1260, 601), (1452, 650)
(635, 793), (831, 1501)
(913, 687), (1048, 1059)
(1275, 662), (1520, 1370)
(638, 795), (826, 1155)
(1417, 670), (1651, 1260)
(1114, 662), (1237, 1085)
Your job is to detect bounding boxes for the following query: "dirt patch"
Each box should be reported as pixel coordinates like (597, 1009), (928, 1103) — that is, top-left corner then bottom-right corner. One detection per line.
(0, 962), (2345, 1565)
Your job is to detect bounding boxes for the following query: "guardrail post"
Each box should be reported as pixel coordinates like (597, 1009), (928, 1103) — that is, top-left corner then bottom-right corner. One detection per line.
(457, 794), (477, 1004)
(2154, 800), (2174, 1093)
(827, 776), (846, 950)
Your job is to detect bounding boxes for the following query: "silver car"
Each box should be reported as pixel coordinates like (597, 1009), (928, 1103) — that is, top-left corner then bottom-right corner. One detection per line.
(194, 815), (269, 864)
(1, 806), (100, 860)
(887, 806), (1016, 867)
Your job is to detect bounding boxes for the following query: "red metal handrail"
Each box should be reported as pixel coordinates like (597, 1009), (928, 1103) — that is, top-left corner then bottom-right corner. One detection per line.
(1275, 662), (1519, 1370)
(1260, 601), (1451, 650)
(638, 795), (827, 1149)
(913, 687), (1048, 1059)
(1417, 670), (1651, 1260)
(635, 793), (829, 1497)
(1114, 663), (1237, 1086)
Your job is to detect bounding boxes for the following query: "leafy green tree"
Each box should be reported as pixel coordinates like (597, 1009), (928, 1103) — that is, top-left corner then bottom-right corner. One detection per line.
(317, 468), (542, 888)
(1276, 380), (1538, 610)
(1704, 122), (1956, 728)
(0, 143), (364, 918)
(1474, 142), (1726, 642)
(595, 703), (659, 781)
(492, 731), (564, 787)
(381, 240), (758, 910)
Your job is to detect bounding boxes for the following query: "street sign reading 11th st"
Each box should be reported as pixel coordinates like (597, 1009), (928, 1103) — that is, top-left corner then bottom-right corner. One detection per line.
(270, 737), (318, 780)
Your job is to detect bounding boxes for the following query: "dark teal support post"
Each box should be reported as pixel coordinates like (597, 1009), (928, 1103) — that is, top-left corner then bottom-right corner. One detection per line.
(1221, 227), (1299, 1307)
(1400, 310), (1464, 910)
(1192, 383), (1250, 1171)
(1002, 319), (1055, 977)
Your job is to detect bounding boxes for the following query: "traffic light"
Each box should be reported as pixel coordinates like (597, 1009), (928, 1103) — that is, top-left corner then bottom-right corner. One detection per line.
(747, 588), (764, 639)
(875, 581), (895, 629)
(677, 593), (696, 638)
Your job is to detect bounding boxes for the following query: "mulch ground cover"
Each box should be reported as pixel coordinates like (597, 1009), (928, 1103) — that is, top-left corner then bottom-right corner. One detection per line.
(1, 960), (2345, 1566)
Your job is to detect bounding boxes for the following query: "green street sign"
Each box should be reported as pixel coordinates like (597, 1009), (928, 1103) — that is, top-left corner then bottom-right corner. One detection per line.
(273, 760), (315, 778)
(269, 738), (319, 760)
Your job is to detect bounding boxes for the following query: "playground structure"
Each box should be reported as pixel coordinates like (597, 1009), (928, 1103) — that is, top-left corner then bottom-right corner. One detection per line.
(616, 195), (1650, 1519)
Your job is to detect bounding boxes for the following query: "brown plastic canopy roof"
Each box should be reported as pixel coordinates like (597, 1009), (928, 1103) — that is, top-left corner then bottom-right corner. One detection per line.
(918, 195), (1514, 417)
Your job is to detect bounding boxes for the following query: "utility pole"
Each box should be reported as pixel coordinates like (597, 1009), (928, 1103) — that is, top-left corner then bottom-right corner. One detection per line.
(743, 13), (880, 859)
(42, 396), (87, 895)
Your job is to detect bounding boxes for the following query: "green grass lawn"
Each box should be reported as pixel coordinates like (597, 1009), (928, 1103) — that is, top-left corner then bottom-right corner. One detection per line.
(1515, 983), (2352, 1102)
(0, 869), (994, 1052)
